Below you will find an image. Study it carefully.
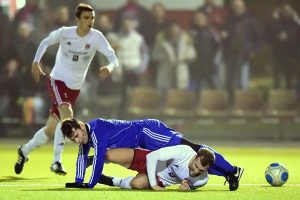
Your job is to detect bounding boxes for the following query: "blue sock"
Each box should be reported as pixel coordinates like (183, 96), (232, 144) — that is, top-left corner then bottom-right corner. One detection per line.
(199, 144), (235, 177)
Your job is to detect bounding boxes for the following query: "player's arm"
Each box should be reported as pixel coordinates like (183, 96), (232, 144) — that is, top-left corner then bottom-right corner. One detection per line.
(32, 27), (62, 82)
(87, 132), (108, 188)
(74, 144), (90, 183)
(146, 146), (182, 190)
(96, 32), (119, 79)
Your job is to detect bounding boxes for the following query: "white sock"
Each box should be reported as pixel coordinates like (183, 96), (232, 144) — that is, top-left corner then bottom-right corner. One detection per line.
(53, 122), (65, 163)
(112, 177), (122, 186)
(114, 176), (134, 189)
(22, 127), (48, 158)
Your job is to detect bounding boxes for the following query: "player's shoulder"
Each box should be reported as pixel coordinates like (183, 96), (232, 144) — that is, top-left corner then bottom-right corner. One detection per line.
(54, 26), (77, 36)
(164, 145), (194, 153)
(58, 26), (76, 32)
(174, 145), (194, 151)
(90, 28), (104, 37)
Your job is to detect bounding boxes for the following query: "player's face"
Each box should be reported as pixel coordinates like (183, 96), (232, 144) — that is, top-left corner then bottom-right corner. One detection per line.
(189, 156), (209, 177)
(77, 11), (95, 31)
(69, 127), (88, 144)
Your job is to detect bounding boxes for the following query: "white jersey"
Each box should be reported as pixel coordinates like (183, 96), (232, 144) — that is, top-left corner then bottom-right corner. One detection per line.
(33, 26), (118, 90)
(146, 145), (208, 189)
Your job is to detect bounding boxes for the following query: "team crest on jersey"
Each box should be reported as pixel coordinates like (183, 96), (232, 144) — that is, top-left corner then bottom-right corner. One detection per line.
(85, 44), (91, 49)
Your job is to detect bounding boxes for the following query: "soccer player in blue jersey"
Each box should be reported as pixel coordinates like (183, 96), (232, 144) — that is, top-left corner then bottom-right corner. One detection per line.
(61, 118), (244, 190)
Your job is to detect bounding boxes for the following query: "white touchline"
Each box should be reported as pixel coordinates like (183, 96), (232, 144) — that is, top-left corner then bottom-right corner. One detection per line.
(0, 183), (299, 187)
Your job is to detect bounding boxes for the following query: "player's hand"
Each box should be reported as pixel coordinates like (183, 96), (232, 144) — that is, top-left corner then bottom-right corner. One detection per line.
(99, 66), (110, 80)
(65, 182), (89, 188)
(151, 185), (165, 190)
(179, 179), (190, 191)
(31, 62), (46, 82)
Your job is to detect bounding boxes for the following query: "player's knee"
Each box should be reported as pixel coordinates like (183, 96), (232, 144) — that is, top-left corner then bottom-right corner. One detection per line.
(130, 177), (149, 189)
(105, 150), (113, 162)
(44, 126), (55, 138)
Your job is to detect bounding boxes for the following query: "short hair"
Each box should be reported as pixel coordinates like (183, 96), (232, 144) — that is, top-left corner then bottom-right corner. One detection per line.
(61, 118), (81, 138)
(75, 3), (94, 18)
(197, 148), (215, 167)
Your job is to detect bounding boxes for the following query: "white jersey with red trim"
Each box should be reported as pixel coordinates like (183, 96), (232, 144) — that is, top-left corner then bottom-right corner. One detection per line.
(33, 26), (118, 90)
(147, 145), (208, 189)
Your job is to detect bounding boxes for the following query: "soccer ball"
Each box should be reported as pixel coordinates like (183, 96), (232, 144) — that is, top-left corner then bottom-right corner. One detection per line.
(265, 162), (289, 186)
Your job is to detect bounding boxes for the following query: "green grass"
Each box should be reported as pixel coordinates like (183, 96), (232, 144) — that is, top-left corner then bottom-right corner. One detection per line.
(0, 142), (299, 200)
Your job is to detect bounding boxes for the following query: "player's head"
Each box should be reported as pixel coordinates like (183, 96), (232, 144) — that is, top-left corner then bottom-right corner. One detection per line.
(189, 148), (215, 177)
(75, 3), (95, 30)
(61, 118), (89, 144)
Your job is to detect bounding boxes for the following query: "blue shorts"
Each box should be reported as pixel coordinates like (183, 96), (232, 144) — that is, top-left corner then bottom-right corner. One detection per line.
(138, 119), (183, 150)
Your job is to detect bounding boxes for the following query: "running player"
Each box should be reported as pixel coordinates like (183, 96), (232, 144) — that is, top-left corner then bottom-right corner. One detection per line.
(14, 3), (118, 176)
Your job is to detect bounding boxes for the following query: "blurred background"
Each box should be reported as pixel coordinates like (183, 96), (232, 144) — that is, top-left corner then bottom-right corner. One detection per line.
(0, 0), (299, 142)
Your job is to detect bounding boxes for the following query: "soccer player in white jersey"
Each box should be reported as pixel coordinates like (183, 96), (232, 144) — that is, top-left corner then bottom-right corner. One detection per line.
(14, 3), (118, 175)
(67, 145), (215, 190)
(103, 145), (215, 190)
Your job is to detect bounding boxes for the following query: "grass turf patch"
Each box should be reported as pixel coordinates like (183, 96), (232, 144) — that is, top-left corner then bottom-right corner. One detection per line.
(0, 142), (299, 200)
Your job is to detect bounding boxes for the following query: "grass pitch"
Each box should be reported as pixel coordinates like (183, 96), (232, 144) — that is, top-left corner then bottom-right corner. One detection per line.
(0, 141), (299, 200)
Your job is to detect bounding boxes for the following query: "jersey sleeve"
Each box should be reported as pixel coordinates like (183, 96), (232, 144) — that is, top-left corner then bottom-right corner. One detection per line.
(75, 143), (90, 183)
(95, 31), (119, 71)
(87, 131), (109, 188)
(33, 27), (63, 62)
(146, 146), (185, 187)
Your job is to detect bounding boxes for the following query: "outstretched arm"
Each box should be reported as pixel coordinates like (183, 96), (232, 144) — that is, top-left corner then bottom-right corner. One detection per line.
(75, 144), (90, 183)
(87, 132), (108, 188)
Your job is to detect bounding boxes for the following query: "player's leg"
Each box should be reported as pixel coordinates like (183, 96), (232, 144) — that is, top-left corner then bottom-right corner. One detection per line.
(105, 148), (134, 168)
(51, 103), (73, 175)
(180, 138), (244, 191)
(99, 148), (151, 188)
(14, 114), (58, 174)
(99, 173), (149, 189)
(139, 119), (182, 150)
(49, 78), (80, 175)
(130, 173), (150, 189)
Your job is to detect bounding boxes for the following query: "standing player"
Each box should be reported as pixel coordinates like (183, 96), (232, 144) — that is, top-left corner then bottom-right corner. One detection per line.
(67, 145), (215, 190)
(61, 118), (244, 190)
(14, 3), (118, 175)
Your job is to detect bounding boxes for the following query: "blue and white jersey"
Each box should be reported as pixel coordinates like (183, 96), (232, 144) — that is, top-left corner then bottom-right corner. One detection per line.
(75, 118), (183, 188)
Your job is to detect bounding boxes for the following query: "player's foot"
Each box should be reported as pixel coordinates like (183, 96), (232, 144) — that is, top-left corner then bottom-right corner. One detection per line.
(98, 174), (114, 186)
(50, 162), (67, 176)
(14, 145), (28, 174)
(225, 166), (244, 191)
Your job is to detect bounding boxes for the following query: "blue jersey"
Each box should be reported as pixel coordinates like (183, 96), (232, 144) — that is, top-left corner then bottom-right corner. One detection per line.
(75, 118), (183, 188)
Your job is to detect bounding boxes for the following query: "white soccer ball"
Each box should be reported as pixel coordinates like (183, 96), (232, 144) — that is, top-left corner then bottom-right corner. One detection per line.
(265, 162), (289, 186)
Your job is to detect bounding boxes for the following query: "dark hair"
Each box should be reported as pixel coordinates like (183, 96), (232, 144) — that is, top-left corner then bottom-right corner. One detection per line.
(61, 118), (81, 138)
(75, 3), (94, 18)
(197, 148), (215, 167)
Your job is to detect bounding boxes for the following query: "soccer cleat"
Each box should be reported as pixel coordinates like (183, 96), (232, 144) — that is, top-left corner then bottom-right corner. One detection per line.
(50, 162), (67, 176)
(14, 145), (28, 174)
(224, 166), (244, 191)
(98, 174), (114, 186)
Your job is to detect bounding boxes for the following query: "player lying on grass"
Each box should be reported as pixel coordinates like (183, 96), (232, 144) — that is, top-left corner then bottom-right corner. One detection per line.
(61, 118), (243, 190)
(67, 145), (215, 190)
(106, 146), (214, 190)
